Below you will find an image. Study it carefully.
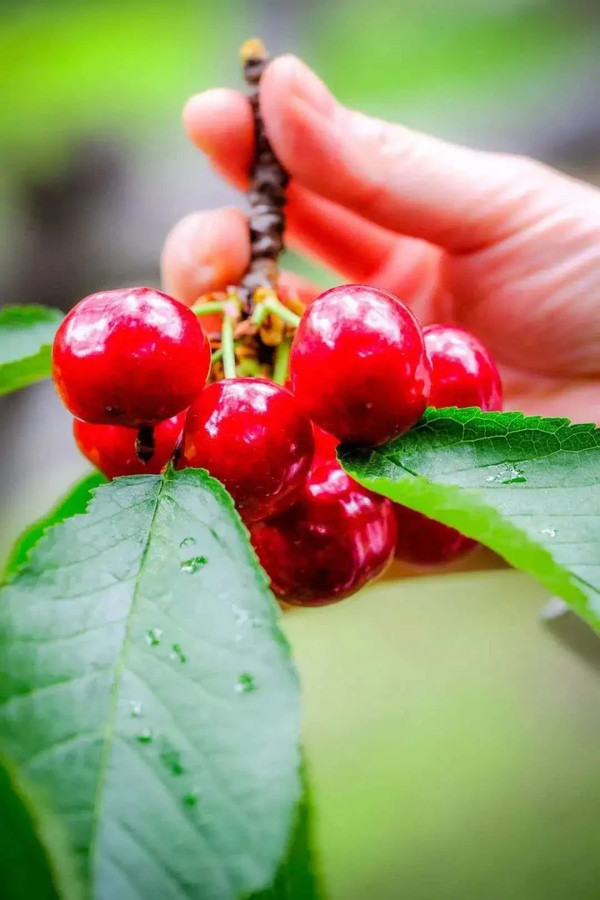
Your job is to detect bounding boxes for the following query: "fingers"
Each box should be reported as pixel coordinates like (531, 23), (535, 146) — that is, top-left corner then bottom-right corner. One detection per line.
(161, 206), (321, 306)
(285, 184), (397, 283)
(183, 90), (398, 281)
(161, 207), (250, 305)
(256, 56), (562, 253)
(183, 89), (252, 189)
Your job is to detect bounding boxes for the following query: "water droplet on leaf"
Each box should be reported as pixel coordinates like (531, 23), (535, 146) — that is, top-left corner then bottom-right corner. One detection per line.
(146, 627), (162, 647)
(232, 603), (250, 627)
(183, 792), (198, 808)
(181, 556), (208, 574)
(500, 464), (526, 484)
(130, 701), (143, 718)
(235, 673), (256, 694)
(137, 728), (153, 744)
(179, 536), (196, 548)
(542, 527), (557, 538)
(485, 464), (526, 485)
(169, 643), (187, 663)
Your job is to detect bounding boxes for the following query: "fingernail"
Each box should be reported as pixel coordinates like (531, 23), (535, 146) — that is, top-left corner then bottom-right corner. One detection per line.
(271, 55), (335, 119)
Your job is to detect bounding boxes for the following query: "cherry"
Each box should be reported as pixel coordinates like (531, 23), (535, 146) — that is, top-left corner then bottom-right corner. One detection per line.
(393, 504), (477, 567)
(423, 324), (502, 411)
(73, 413), (185, 480)
(250, 459), (396, 605)
(290, 284), (431, 446)
(53, 287), (210, 426)
(180, 378), (314, 523)
(313, 424), (339, 462)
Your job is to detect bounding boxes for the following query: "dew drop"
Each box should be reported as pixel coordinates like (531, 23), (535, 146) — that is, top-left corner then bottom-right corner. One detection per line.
(161, 749), (185, 776)
(183, 792), (198, 808)
(181, 556), (208, 574)
(485, 464), (527, 485)
(136, 728), (153, 744)
(232, 603), (250, 627)
(169, 643), (187, 664)
(542, 527), (557, 538)
(235, 673), (256, 694)
(179, 536), (196, 549)
(540, 596), (568, 621)
(500, 464), (526, 485)
(130, 701), (143, 718)
(146, 627), (163, 647)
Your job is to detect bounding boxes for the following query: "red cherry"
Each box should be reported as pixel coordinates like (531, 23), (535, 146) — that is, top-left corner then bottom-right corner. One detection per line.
(290, 284), (431, 446)
(73, 413), (185, 479)
(423, 324), (502, 411)
(250, 459), (397, 605)
(313, 424), (339, 462)
(180, 378), (314, 523)
(393, 504), (477, 567)
(53, 287), (210, 426)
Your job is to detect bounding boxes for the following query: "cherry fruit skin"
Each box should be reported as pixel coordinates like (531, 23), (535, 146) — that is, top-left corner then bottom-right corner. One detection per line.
(180, 378), (314, 523)
(73, 413), (185, 480)
(423, 324), (502, 411)
(290, 284), (431, 446)
(313, 424), (339, 462)
(53, 287), (210, 426)
(393, 504), (477, 567)
(250, 459), (397, 605)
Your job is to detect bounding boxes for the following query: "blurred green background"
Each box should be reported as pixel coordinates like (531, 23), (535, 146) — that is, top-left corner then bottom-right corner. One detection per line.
(2, 1), (600, 897)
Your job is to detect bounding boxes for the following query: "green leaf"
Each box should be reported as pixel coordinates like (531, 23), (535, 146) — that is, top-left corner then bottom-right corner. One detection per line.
(0, 468), (308, 899)
(339, 408), (600, 631)
(249, 766), (321, 900)
(0, 753), (82, 900)
(3, 471), (106, 582)
(0, 305), (63, 395)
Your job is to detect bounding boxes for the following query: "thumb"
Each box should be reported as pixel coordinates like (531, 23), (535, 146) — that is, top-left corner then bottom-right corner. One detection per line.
(260, 56), (562, 253)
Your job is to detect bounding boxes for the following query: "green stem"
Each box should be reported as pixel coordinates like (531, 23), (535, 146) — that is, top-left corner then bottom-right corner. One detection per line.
(250, 303), (270, 328)
(273, 339), (291, 386)
(250, 297), (301, 330)
(264, 298), (301, 329)
(210, 347), (224, 365)
(193, 301), (227, 317)
(221, 315), (237, 380)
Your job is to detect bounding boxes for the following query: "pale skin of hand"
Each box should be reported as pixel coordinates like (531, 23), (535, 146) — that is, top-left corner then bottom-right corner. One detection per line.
(161, 55), (600, 424)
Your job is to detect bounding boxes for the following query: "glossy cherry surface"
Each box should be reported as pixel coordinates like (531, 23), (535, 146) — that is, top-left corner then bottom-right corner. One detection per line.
(393, 504), (477, 567)
(290, 284), (431, 446)
(73, 413), (185, 480)
(180, 378), (314, 523)
(423, 324), (502, 411)
(250, 459), (397, 605)
(53, 287), (210, 426)
(312, 424), (339, 462)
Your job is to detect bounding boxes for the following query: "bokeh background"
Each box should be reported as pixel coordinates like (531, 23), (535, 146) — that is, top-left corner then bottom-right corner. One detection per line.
(2, 1), (600, 897)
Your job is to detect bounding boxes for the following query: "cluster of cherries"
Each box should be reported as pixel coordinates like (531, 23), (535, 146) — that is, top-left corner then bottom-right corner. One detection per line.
(52, 283), (501, 606)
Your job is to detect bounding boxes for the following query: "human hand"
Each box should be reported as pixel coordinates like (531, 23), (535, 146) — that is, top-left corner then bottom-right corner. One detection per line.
(161, 55), (600, 423)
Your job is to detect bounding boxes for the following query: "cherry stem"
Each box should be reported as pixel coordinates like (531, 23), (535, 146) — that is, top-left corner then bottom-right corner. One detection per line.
(250, 296), (301, 330)
(265, 297), (301, 328)
(221, 314), (237, 379)
(135, 425), (155, 463)
(273, 338), (291, 385)
(193, 301), (227, 317)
